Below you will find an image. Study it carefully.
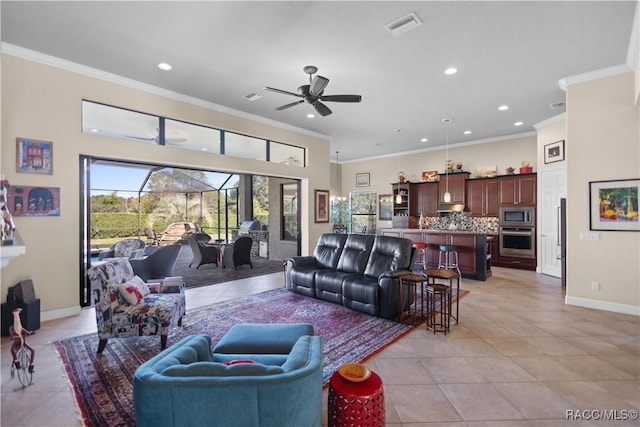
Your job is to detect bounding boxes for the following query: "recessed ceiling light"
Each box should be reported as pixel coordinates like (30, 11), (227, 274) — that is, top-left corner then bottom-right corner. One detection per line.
(464, 130), (472, 135)
(201, 147), (207, 151)
(514, 121), (524, 126)
(420, 138), (428, 142)
(90, 128), (99, 133)
(158, 62), (172, 71)
(394, 128), (404, 133)
(306, 113), (315, 118)
(498, 105), (509, 111)
(444, 67), (458, 75)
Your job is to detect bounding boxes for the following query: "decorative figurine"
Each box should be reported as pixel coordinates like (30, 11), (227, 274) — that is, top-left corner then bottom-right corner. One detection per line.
(10, 308), (35, 373)
(1, 178), (16, 244)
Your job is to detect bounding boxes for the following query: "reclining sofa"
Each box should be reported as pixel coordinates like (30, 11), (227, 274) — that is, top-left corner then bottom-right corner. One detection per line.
(284, 233), (414, 319)
(133, 323), (322, 427)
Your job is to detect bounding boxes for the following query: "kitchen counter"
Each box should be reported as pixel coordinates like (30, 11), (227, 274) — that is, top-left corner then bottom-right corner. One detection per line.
(380, 228), (493, 281)
(383, 228), (498, 236)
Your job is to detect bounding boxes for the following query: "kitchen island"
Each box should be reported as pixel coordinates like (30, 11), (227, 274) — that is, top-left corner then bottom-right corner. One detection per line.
(380, 229), (496, 281)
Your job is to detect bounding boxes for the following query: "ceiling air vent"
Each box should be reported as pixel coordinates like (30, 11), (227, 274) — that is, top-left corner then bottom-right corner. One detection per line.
(243, 92), (262, 101)
(550, 101), (566, 110)
(385, 12), (423, 36)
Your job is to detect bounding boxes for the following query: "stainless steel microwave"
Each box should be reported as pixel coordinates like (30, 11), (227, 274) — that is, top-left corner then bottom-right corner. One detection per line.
(499, 207), (535, 227)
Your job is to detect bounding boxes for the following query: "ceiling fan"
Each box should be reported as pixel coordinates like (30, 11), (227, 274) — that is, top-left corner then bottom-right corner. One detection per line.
(264, 65), (362, 116)
(126, 129), (187, 145)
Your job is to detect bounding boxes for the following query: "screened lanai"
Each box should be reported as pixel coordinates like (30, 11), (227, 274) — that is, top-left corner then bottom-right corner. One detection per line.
(90, 160), (242, 244)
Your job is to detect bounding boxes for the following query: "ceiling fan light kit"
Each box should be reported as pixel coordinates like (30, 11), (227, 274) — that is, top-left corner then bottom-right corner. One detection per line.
(264, 65), (362, 117)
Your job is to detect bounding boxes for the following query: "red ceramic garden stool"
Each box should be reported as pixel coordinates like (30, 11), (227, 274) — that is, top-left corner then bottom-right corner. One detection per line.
(328, 369), (385, 427)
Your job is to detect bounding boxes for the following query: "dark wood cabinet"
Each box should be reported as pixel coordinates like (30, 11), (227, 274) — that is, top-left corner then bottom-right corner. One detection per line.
(466, 178), (498, 216)
(498, 174), (536, 206)
(438, 172), (469, 205)
(392, 183), (410, 217)
(410, 182), (439, 216)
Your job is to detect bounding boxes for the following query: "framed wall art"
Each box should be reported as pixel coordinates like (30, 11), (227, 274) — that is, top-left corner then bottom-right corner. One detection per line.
(7, 184), (61, 216)
(356, 173), (370, 187)
(16, 138), (53, 174)
(314, 189), (329, 223)
(544, 140), (565, 164)
(589, 178), (638, 231)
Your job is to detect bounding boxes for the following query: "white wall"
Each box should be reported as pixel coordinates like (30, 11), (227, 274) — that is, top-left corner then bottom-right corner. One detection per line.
(1, 53), (332, 320)
(565, 71), (640, 315)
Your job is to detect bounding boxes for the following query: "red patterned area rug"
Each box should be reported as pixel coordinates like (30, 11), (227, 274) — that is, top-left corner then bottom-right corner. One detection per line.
(54, 287), (468, 427)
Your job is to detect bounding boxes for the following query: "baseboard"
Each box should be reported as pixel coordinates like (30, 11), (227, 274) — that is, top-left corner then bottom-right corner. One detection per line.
(41, 305), (82, 322)
(565, 295), (640, 316)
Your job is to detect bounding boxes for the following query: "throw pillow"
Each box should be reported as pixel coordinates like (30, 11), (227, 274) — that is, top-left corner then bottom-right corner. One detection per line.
(127, 275), (150, 297)
(118, 283), (144, 305)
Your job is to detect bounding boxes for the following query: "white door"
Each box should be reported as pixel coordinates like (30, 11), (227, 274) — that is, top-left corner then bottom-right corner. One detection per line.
(539, 168), (566, 277)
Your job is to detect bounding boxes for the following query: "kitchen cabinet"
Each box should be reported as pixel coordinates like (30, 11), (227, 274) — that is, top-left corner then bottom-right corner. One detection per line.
(466, 178), (499, 217)
(410, 182), (439, 216)
(392, 183), (410, 217)
(438, 172), (469, 205)
(499, 174), (537, 206)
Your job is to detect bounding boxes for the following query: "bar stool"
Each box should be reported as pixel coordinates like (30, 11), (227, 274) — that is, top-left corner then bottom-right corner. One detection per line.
(438, 244), (461, 278)
(412, 242), (428, 270)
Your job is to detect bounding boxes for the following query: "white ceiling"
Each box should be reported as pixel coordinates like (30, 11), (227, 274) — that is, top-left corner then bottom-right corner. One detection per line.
(2, 1), (637, 162)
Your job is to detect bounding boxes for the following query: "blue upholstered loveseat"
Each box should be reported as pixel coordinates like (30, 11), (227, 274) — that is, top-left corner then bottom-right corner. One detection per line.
(133, 324), (323, 427)
(284, 233), (414, 319)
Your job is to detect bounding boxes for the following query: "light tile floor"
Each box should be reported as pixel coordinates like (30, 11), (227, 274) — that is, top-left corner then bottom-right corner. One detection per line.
(1, 267), (638, 426)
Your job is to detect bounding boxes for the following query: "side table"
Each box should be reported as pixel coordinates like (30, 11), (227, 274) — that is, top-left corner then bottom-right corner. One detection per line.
(424, 268), (461, 324)
(398, 273), (429, 322)
(328, 369), (385, 427)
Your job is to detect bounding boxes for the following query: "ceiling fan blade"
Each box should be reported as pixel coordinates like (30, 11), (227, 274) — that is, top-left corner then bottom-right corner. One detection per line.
(263, 86), (302, 98)
(309, 75), (329, 96)
(320, 94), (362, 103)
(166, 138), (187, 145)
(276, 100), (305, 111)
(125, 135), (155, 141)
(313, 102), (332, 116)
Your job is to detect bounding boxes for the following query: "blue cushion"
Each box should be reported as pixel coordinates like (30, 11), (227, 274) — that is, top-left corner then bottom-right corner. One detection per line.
(213, 323), (314, 354)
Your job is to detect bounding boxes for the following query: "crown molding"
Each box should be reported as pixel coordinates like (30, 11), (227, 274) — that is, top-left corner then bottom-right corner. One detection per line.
(558, 63), (632, 91)
(533, 113), (566, 130)
(0, 43), (331, 141)
(626, 1), (639, 70)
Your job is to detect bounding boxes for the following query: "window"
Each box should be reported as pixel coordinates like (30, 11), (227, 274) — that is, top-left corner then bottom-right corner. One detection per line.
(281, 183), (298, 241)
(165, 119), (221, 153)
(224, 132), (267, 161)
(270, 141), (305, 166)
(82, 101), (159, 144)
(81, 100), (306, 166)
(350, 191), (377, 234)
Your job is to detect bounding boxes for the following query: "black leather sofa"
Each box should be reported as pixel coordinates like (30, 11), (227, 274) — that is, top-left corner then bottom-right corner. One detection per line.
(284, 233), (414, 319)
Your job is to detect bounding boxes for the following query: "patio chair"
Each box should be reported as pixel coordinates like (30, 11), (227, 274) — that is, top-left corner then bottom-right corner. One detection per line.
(98, 238), (146, 260)
(222, 236), (253, 270)
(129, 244), (181, 281)
(187, 236), (220, 269)
(144, 228), (160, 246)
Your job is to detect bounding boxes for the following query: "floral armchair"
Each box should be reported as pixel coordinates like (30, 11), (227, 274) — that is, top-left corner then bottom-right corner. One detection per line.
(98, 238), (146, 260)
(89, 257), (186, 354)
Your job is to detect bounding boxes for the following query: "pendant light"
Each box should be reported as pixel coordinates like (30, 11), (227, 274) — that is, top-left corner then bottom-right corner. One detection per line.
(443, 117), (453, 203)
(395, 180), (403, 204)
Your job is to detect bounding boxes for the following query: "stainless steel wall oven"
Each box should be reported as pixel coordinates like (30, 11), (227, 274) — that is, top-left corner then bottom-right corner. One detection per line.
(499, 226), (535, 258)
